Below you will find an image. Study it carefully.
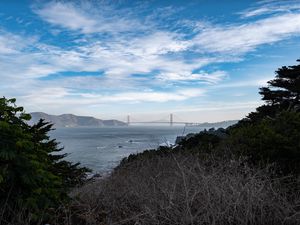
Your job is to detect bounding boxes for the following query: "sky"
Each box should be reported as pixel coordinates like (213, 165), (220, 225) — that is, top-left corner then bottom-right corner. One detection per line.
(1, 0), (300, 123)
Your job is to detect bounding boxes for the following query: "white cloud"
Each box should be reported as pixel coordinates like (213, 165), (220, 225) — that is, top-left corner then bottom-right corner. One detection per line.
(241, 7), (275, 18)
(193, 13), (300, 54)
(128, 31), (189, 55)
(212, 78), (271, 89)
(157, 70), (227, 83)
(239, 1), (300, 18)
(34, 2), (143, 34)
(97, 88), (204, 103)
(31, 2), (300, 85)
(0, 31), (36, 54)
(35, 2), (96, 33)
(59, 36), (213, 82)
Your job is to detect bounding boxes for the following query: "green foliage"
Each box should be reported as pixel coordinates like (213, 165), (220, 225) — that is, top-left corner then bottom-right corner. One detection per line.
(228, 111), (300, 174)
(177, 128), (227, 154)
(0, 97), (90, 222)
(246, 59), (300, 122)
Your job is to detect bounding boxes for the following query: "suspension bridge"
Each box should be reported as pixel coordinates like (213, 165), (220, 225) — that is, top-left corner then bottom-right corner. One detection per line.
(125, 114), (203, 126)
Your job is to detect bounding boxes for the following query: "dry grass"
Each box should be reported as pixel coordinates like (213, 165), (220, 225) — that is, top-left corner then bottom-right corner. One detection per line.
(70, 153), (300, 225)
(0, 203), (75, 225)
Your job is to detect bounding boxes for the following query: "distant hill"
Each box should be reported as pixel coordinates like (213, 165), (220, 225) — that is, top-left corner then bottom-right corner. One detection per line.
(29, 112), (127, 128)
(190, 120), (238, 128)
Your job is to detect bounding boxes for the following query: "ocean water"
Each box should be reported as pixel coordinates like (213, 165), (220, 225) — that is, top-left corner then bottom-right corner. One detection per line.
(49, 125), (203, 173)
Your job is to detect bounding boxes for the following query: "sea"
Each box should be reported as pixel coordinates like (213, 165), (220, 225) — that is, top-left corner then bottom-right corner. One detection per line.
(49, 125), (203, 174)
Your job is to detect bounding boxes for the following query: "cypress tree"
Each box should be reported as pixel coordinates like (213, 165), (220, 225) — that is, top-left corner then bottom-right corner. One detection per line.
(247, 59), (300, 122)
(0, 97), (90, 222)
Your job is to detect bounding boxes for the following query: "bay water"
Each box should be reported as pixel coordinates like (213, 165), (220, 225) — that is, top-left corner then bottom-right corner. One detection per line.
(50, 125), (203, 173)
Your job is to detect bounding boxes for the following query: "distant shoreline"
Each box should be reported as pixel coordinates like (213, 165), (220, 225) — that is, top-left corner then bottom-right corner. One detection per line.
(29, 112), (127, 127)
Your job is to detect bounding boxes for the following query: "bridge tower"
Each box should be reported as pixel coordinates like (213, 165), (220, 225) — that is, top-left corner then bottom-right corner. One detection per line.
(127, 115), (130, 125)
(170, 113), (173, 126)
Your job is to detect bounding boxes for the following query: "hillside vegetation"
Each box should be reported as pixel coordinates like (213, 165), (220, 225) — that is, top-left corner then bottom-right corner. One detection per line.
(1, 60), (300, 224)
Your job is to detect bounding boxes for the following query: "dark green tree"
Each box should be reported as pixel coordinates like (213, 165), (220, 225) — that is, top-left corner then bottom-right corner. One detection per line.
(0, 97), (90, 222)
(246, 59), (300, 122)
(227, 59), (300, 174)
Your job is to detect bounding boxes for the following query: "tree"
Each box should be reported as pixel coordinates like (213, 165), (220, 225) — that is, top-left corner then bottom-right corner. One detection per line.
(247, 59), (300, 122)
(0, 97), (90, 222)
(227, 59), (300, 174)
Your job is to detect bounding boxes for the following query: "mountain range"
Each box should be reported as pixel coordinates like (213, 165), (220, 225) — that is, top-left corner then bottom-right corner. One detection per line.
(29, 112), (127, 127)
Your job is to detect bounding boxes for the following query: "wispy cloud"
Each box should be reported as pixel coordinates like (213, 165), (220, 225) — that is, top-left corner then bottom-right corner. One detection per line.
(20, 87), (205, 108)
(212, 78), (271, 89)
(31, 1), (300, 79)
(157, 70), (227, 84)
(0, 30), (36, 54)
(34, 1), (143, 34)
(193, 13), (300, 54)
(239, 1), (300, 18)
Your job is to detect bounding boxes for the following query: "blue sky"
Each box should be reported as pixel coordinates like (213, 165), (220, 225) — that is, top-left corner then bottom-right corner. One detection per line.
(1, 0), (300, 122)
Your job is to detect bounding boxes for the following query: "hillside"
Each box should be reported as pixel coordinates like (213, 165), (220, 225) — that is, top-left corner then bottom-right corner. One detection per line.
(188, 120), (238, 128)
(29, 112), (127, 127)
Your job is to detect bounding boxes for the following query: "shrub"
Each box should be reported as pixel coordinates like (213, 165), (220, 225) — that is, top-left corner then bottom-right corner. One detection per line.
(227, 111), (300, 175)
(72, 153), (299, 225)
